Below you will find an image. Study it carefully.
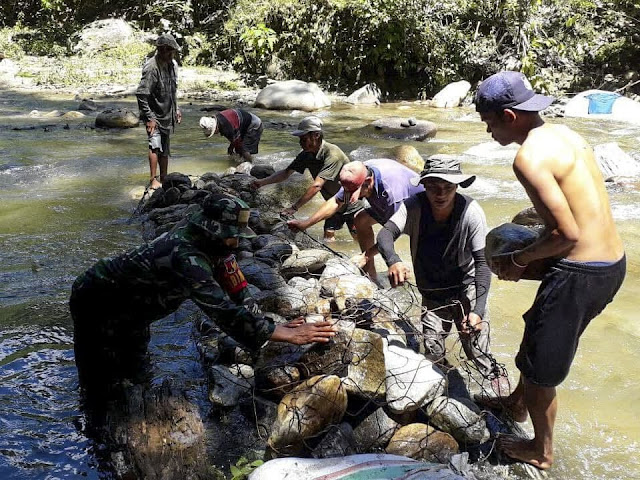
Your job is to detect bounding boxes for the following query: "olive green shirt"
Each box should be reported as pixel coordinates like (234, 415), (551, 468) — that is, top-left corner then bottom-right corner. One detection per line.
(287, 141), (349, 200)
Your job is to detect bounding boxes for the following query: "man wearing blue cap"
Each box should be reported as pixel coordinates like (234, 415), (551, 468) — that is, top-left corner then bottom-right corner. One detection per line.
(475, 71), (625, 469)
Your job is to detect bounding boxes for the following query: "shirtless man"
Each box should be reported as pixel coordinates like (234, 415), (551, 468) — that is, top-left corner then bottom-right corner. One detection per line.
(476, 71), (625, 469)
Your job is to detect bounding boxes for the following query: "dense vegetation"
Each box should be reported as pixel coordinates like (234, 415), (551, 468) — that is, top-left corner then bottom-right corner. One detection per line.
(1, 0), (638, 96)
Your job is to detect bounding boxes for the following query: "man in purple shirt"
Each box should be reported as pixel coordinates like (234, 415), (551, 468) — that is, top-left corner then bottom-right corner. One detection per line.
(287, 159), (422, 280)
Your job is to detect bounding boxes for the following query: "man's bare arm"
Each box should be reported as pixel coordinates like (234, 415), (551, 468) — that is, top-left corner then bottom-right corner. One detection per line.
(253, 169), (294, 189)
(287, 196), (341, 230)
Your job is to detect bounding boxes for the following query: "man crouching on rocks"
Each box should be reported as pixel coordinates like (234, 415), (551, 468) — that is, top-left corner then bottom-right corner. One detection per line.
(70, 193), (336, 398)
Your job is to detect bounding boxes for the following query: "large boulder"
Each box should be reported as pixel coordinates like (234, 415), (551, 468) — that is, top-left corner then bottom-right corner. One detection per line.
(343, 328), (386, 399)
(485, 223), (551, 280)
(386, 145), (424, 172)
(72, 19), (136, 56)
(594, 142), (640, 181)
(431, 80), (471, 108)
(564, 89), (640, 124)
(368, 117), (437, 141)
(345, 83), (382, 105)
(254, 80), (331, 111)
(96, 108), (139, 128)
(386, 423), (459, 463)
(384, 343), (446, 414)
(268, 375), (348, 454)
(425, 396), (490, 445)
(280, 249), (333, 278)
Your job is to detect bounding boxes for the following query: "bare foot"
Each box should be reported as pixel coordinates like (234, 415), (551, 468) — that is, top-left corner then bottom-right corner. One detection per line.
(475, 394), (528, 422)
(499, 435), (553, 470)
(150, 178), (162, 190)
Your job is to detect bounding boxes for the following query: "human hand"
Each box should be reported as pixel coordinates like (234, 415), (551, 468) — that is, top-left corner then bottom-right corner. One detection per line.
(176, 109), (182, 124)
(350, 252), (367, 269)
(251, 179), (263, 190)
(287, 219), (307, 232)
(461, 312), (482, 334)
(271, 319), (337, 345)
(491, 251), (526, 281)
(388, 262), (411, 287)
(145, 119), (157, 135)
(281, 206), (298, 217)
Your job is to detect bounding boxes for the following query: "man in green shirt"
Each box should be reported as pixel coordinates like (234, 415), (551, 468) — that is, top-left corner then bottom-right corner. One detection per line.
(252, 116), (362, 242)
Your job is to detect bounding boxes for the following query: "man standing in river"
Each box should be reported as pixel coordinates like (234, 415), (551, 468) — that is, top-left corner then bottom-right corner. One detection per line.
(476, 71), (625, 469)
(136, 33), (182, 190)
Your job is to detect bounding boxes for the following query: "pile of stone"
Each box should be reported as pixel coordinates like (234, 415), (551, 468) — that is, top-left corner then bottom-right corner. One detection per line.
(137, 170), (541, 479)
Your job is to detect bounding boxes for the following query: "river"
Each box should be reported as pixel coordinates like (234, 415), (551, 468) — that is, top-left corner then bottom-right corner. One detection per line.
(0, 88), (638, 479)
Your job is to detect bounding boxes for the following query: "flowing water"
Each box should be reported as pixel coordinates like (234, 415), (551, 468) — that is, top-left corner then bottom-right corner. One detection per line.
(0, 88), (639, 479)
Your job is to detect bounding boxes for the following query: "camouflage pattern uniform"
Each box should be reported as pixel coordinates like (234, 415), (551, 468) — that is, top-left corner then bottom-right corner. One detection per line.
(70, 194), (273, 386)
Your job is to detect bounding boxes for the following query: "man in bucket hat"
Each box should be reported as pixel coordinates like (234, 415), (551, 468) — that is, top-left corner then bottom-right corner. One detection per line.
(353, 155), (510, 397)
(476, 71), (625, 469)
(199, 108), (264, 162)
(136, 33), (182, 190)
(71, 193), (337, 399)
(253, 116), (364, 242)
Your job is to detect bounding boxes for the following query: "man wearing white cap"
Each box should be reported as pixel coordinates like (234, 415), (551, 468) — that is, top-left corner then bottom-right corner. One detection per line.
(136, 33), (182, 190)
(253, 116), (362, 242)
(199, 109), (263, 162)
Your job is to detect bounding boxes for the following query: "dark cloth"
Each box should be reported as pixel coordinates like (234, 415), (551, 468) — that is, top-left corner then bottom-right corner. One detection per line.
(516, 255), (626, 387)
(216, 109), (257, 153)
(70, 222), (275, 386)
(323, 208), (357, 234)
(135, 56), (179, 133)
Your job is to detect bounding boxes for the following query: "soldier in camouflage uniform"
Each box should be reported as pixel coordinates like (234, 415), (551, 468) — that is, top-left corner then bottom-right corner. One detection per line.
(70, 194), (336, 392)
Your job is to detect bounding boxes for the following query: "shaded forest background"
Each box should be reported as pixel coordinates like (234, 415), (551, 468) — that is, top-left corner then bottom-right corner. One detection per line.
(1, 0), (638, 97)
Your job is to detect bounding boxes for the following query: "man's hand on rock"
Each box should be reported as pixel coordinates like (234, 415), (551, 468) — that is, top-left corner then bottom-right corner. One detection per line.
(287, 218), (307, 232)
(388, 262), (411, 287)
(271, 319), (337, 345)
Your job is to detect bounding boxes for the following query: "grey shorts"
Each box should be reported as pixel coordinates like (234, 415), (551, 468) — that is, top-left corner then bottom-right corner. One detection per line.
(243, 114), (263, 154)
(516, 255), (626, 387)
(148, 128), (170, 156)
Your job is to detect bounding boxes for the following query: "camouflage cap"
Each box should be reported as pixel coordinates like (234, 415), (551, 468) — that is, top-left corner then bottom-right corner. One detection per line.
(191, 193), (256, 239)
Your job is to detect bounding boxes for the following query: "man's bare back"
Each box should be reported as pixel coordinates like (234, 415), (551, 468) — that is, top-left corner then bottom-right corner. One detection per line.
(515, 123), (624, 263)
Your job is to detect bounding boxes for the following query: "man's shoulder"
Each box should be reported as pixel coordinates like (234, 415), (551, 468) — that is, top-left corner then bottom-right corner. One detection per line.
(319, 141), (348, 160)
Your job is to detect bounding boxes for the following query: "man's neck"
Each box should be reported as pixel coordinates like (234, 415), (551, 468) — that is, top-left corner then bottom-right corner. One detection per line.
(516, 113), (545, 145)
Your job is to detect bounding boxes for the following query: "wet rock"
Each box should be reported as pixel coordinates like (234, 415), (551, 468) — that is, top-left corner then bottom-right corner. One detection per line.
(61, 110), (85, 119)
(432, 80), (471, 108)
(343, 328), (386, 400)
(384, 343), (446, 414)
(311, 422), (358, 458)
(345, 83), (382, 105)
(237, 258), (287, 290)
(207, 364), (253, 408)
(295, 321), (354, 377)
(255, 80), (331, 111)
(218, 172), (256, 194)
(236, 161), (253, 174)
(238, 395), (279, 439)
(485, 223), (551, 280)
(95, 107), (139, 128)
(352, 408), (398, 452)
(163, 172), (193, 190)
(255, 241), (297, 265)
(333, 274), (377, 311)
(255, 285), (309, 316)
(268, 375), (348, 454)
(78, 98), (98, 111)
(387, 145), (424, 172)
(179, 189), (209, 204)
(511, 206), (544, 230)
(386, 423), (459, 463)
(280, 249), (332, 278)
(368, 117), (437, 141)
(251, 164), (275, 179)
(257, 364), (301, 397)
(319, 257), (361, 295)
(594, 142), (640, 181)
(425, 396), (490, 445)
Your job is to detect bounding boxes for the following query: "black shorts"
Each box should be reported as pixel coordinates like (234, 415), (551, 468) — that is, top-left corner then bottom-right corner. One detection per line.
(515, 255), (626, 387)
(323, 200), (364, 234)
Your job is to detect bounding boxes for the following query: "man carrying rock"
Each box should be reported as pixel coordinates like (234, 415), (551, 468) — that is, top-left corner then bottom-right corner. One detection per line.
(136, 33), (182, 190)
(353, 157), (510, 396)
(476, 71), (625, 469)
(252, 116), (362, 242)
(199, 109), (264, 162)
(70, 193), (336, 397)
(287, 159), (423, 280)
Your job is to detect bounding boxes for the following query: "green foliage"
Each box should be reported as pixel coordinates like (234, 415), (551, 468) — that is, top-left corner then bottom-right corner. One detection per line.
(235, 23), (277, 71)
(229, 457), (263, 480)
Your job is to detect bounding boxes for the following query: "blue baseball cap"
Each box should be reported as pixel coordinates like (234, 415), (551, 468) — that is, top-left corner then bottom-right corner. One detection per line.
(475, 71), (554, 113)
